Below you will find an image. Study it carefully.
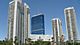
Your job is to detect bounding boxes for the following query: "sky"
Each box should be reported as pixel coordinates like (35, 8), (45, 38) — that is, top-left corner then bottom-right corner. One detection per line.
(0, 0), (80, 40)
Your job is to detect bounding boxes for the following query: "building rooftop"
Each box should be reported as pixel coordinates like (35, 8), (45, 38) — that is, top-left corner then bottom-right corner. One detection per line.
(32, 13), (44, 17)
(24, 3), (30, 9)
(9, 1), (14, 4)
(52, 18), (61, 22)
(64, 7), (74, 11)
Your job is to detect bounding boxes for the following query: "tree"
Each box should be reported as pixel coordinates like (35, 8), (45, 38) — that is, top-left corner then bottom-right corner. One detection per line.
(27, 38), (32, 45)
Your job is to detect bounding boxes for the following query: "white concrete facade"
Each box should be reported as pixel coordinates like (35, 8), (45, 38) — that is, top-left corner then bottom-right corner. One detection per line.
(28, 35), (53, 41)
(8, 0), (30, 45)
(24, 3), (30, 43)
(52, 18), (63, 45)
(64, 7), (77, 42)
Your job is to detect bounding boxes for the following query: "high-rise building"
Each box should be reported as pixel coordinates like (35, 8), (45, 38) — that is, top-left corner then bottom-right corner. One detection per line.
(31, 13), (45, 35)
(52, 18), (63, 45)
(64, 7), (77, 42)
(8, 0), (30, 45)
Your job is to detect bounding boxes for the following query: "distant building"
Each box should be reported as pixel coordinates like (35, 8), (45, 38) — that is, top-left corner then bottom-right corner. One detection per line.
(8, 0), (30, 45)
(28, 35), (53, 41)
(64, 7), (77, 42)
(52, 18), (63, 45)
(31, 13), (45, 34)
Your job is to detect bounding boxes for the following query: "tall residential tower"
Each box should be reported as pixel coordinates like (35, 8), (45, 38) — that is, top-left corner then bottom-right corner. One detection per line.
(52, 18), (63, 45)
(8, 0), (30, 45)
(64, 7), (77, 42)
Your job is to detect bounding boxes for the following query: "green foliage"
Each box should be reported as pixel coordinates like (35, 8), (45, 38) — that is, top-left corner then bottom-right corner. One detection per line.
(0, 40), (13, 45)
(1, 39), (80, 45)
(65, 41), (80, 45)
(26, 41), (51, 45)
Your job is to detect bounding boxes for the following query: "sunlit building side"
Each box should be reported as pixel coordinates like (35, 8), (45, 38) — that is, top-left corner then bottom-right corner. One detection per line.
(8, 0), (30, 45)
(64, 7), (77, 42)
(52, 18), (64, 45)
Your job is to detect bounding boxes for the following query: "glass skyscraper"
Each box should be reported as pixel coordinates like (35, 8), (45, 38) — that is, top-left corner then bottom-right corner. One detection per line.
(31, 13), (45, 34)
